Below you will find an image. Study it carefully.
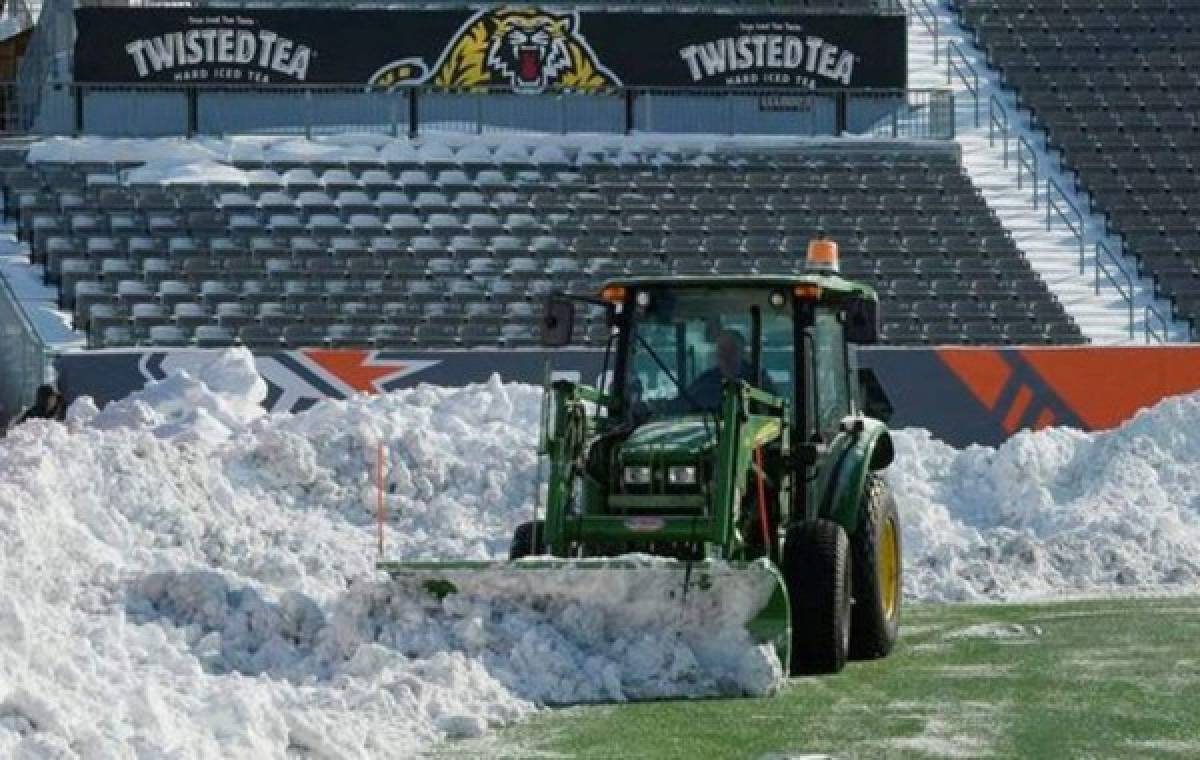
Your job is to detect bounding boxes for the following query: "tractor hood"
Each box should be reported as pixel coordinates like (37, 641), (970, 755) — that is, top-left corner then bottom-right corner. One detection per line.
(619, 413), (786, 466)
(619, 415), (718, 464)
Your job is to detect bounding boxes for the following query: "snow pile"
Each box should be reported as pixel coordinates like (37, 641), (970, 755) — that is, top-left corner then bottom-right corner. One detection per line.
(121, 160), (253, 186)
(0, 350), (778, 759)
(890, 392), (1200, 602)
(6, 345), (1200, 755)
(24, 133), (876, 173)
(26, 137), (225, 165)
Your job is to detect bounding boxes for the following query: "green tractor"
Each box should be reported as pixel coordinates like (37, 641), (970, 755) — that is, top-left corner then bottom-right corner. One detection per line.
(383, 241), (901, 678)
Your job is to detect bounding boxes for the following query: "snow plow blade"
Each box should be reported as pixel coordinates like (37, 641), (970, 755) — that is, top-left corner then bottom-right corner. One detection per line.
(377, 556), (791, 698)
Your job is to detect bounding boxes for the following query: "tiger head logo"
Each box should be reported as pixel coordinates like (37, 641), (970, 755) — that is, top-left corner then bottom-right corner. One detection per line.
(369, 6), (621, 94)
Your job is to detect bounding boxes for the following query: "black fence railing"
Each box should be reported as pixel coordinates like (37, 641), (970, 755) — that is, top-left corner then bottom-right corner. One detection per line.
(40, 84), (954, 140)
(76, 0), (909, 12)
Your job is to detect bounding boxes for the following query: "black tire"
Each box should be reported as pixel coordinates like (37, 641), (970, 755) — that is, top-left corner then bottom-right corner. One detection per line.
(849, 475), (902, 660)
(509, 520), (546, 560)
(783, 519), (852, 676)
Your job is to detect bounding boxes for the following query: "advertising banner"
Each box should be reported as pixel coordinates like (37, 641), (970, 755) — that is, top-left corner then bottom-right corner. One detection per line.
(53, 346), (1200, 447)
(73, 6), (907, 91)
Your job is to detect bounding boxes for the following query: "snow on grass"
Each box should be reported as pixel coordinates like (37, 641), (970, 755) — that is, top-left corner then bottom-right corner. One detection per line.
(874, 701), (1003, 760)
(926, 664), (1015, 679)
(944, 623), (1042, 641)
(1124, 740), (1200, 754)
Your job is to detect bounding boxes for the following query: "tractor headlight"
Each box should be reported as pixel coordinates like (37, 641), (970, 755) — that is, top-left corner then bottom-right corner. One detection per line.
(667, 466), (698, 485)
(623, 466), (652, 485)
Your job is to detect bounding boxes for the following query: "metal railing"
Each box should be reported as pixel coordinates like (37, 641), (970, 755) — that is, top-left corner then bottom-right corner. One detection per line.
(946, 39), (979, 127)
(909, 0), (940, 64)
(0, 270), (50, 429)
(989, 94), (1039, 206)
(11, 0), (72, 133)
(1144, 303), (1170, 344)
(76, 0), (909, 10)
(1046, 177), (1085, 271)
(41, 84), (956, 140)
(1094, 241), (1135, 341)
(988, 93), (1008, 165)
(1017, 134), (1038, 208)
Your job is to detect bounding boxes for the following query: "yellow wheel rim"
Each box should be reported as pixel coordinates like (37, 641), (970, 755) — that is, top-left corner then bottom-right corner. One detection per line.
(879, 517), (900, 621)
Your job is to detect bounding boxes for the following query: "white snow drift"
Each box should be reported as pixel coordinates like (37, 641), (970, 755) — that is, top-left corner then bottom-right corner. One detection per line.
(890, 392), (1200, 601)
(0, 350), (776, 759)
(2, 349), (1200, 757)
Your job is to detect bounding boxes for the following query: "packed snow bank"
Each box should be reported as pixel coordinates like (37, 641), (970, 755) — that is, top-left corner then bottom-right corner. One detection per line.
(0, 350), (778, 759)
(25, 134), (923, 170)
(890, 392), (1200, 602)
(121, 159), (253, 186)
(7, 348), (1200, 756)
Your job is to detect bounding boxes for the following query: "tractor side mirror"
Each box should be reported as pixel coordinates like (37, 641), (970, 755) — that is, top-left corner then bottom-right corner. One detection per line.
(845, 297), (880, 344)
(540, 297), (575, 347)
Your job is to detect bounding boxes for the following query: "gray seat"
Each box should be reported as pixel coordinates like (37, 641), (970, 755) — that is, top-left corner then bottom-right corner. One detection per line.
(296, 191), (336, 216)
(101, 326), (136, 348)
(360, 170), (396, 193)
(282, 168), (321, 194)
(238, 325), (283, 349)
(195, 325), (237, 347)
(387, 213), (424, 236)
(147, 324), (190, 347)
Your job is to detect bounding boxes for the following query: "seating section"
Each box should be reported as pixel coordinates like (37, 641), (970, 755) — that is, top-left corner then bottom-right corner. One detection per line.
(5, 141), (1083, 349)
(959, 0), (1200, 334)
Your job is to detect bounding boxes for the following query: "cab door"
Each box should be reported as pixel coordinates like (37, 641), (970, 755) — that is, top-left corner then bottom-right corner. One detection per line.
(800, 305), (855, 523)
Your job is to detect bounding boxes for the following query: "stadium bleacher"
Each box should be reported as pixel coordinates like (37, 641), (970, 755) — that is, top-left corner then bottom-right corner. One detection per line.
(5, 139), (1084, 349)
(958, 0), (1200, 336)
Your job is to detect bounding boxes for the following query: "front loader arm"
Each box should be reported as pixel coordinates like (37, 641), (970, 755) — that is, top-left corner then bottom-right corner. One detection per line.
(711, 382), (790, 555)
(541, 380), (615, 555)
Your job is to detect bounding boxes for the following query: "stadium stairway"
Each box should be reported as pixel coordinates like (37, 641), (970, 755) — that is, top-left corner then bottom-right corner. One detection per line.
(903, 0), (1190, 344)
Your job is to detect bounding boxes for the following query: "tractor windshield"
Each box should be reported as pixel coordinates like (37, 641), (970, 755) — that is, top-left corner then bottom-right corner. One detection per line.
(625, 287), (794, 416)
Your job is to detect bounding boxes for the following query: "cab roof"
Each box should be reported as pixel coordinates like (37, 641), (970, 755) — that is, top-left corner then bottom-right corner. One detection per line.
(601, 273), (877, 300)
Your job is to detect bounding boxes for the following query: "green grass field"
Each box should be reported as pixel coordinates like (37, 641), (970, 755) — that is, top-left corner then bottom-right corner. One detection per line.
(428, 596), (1200, 759)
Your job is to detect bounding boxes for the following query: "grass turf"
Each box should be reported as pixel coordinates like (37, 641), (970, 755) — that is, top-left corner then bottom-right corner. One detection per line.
(429, 596), (1200, 759)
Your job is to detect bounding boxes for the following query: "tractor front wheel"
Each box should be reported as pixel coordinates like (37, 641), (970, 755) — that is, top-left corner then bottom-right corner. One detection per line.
(784, 519), (852, 675)
(849, 475), (902, 660)
(509, 520), (546, 560)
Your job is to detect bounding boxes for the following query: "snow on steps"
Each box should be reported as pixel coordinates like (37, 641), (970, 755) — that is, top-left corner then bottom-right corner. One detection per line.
(905, 0), (1191, 344)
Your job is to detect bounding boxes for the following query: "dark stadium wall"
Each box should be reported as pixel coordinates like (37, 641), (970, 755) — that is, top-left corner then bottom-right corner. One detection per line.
(73, 7), (906, 91)
(54, 346), (1200, 447)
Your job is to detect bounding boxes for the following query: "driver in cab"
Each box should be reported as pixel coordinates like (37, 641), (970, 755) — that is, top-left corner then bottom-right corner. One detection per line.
(650, 329), (774, 415)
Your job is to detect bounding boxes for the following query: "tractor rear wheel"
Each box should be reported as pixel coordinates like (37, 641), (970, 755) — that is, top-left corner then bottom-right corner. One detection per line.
(783, 519), (852, 676)
(509, 520), (546, 560)
(849, 475), (902, 660)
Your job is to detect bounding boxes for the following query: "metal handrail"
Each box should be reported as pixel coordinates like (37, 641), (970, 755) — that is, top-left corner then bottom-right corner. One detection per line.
(1144, 303), (1170, 344)
(0, 262), (51, 428)
(1017, 134), (1038, 208)
(14, 0), (71, 131)
(1046, 177), (1085, 271)
(59, 84), (956, 140)
(67, 82), (941, 97)
(988, 94), (1008, 165)
(909, 0), (940, 64)
(77, 0), (910, 11)
(1094, 241), (1135, 341)
(946, 40), (979, 128)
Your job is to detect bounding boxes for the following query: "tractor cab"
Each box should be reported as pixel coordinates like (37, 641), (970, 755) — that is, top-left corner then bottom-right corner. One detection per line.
(538, 240), (883, 553)
(523, 240), (900, 675)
